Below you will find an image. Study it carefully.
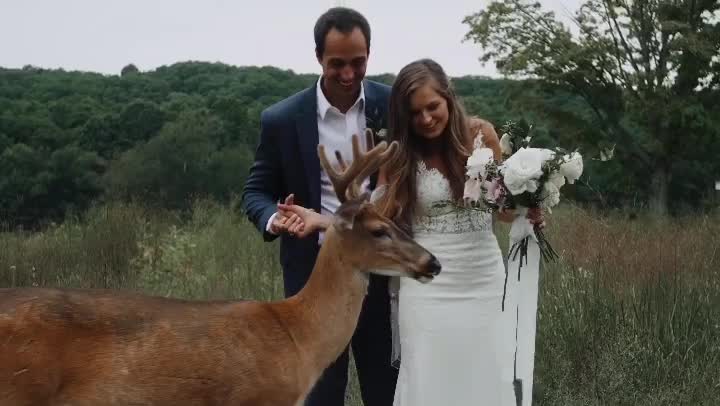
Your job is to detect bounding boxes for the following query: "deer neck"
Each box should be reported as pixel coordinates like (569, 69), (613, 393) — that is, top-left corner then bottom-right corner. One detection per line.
(291, 227), (369, 370)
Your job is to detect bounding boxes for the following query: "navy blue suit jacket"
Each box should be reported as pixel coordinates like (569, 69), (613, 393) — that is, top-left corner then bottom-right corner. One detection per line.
(242, 79), (391, 296)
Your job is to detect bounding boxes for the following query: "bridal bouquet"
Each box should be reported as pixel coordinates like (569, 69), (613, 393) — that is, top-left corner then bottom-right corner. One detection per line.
(463, 120), (584, 266)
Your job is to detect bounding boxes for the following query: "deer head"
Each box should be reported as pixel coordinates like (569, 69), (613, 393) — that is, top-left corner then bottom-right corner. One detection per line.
(318, 130), (441, 282)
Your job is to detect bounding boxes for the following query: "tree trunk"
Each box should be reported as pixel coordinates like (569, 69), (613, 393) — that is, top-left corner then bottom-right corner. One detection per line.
(649, 165), (669, 216)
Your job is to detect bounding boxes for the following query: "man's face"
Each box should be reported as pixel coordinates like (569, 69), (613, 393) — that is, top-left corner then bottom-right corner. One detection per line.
(317, 27), (368, 100)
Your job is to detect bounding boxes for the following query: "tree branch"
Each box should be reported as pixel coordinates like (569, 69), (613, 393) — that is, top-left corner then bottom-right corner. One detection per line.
(564, 79), (652, 167)
(594, 1), (643, 101)
(603, 0), (646, 89)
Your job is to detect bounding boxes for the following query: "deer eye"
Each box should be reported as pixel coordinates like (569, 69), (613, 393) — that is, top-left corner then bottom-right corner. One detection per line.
(370, 228), (389, 239)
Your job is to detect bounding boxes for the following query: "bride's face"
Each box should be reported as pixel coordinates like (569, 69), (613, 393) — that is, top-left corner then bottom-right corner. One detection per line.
(409, 83), (449, 140)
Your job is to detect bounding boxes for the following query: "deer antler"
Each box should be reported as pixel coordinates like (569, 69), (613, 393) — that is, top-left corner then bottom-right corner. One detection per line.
(318, 129), (398, 203)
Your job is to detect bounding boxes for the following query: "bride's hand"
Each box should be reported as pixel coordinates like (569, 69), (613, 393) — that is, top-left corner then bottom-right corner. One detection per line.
(527, 207), (546, 229)
(496, 208), (517, 223)
(495, 207), (547, 227)
(276, 203), (332, 238)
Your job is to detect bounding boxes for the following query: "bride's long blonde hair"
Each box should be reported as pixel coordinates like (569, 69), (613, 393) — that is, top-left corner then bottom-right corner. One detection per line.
(376, 59), (474, 234)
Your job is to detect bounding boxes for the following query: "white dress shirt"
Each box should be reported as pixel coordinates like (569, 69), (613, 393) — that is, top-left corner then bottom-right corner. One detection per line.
(267, 78), (368, 244)
(316, 78), (368, 218)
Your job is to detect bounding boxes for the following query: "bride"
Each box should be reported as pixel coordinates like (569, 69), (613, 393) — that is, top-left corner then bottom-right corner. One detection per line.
(279, 59), (538, 405)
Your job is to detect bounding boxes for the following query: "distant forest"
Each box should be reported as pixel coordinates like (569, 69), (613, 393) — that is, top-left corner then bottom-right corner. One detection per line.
(0, 61), (717, 226)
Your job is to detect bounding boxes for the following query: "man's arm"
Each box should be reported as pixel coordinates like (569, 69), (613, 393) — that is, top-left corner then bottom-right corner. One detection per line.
(242, 109), (285, 242)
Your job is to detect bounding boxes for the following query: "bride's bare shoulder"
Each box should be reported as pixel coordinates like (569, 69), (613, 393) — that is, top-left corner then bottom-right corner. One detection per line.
(468, 115), (493, 132)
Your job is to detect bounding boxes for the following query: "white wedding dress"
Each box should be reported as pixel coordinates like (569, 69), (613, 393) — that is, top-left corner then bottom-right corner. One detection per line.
(392, 161), (517, 406)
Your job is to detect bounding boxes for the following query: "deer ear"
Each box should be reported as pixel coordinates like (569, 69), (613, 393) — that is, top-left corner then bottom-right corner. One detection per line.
(334, 194), (369, 231)
(370, 185), (387, 204)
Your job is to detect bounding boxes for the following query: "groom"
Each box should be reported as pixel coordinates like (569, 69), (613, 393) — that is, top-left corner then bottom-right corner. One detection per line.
(241, 7), (397, 406)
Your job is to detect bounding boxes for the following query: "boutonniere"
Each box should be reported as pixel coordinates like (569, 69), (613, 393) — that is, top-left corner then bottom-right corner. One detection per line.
(365, 108), (388, 145)
(375, 128), (388, 141)
(364, 127), (388, 146)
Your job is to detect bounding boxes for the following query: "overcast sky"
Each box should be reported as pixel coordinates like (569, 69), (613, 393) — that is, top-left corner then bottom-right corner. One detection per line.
(0, 0), (582, 78)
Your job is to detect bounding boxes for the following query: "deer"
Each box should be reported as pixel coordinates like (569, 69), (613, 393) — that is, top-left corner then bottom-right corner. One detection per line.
(0, 133), (441, 406)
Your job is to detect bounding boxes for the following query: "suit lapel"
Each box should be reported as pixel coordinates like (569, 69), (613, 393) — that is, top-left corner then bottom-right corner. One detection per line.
(363, 82), (383, 135)
(362, 82), (385, 190)
(295, 88), (321, 212)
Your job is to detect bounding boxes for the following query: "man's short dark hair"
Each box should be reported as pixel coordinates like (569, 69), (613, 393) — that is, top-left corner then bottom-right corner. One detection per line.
(314, 7), (371, 58)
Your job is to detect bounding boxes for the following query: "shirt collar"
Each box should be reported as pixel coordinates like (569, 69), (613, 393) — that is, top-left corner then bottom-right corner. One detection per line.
(316, 77), (365, 120)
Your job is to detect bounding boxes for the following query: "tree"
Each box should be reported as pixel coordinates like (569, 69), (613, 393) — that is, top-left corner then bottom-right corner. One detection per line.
(463, 0), (720, 214)
(116, 99), (168, 145)
(4, 61), (580, 221)
(121, 64), (139, 77)
(104, 109), (251, 208)
(0, 143), (103, 224)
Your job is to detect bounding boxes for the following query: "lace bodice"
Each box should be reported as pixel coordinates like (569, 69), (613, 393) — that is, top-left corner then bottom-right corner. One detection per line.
(414, 161), (492, 234)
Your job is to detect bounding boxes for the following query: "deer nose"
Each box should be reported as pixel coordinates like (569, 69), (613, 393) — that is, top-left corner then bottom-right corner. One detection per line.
(428, 255), (442, 275)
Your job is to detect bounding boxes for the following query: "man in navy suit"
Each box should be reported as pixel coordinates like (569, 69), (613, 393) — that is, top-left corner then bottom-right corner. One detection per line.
(242, 7), (397, 406)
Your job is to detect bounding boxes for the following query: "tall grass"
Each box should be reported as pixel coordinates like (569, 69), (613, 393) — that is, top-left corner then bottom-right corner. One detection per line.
(534, 205), (720, 405)
(1, 201), (718, 404)
(1, 200), (282, 300)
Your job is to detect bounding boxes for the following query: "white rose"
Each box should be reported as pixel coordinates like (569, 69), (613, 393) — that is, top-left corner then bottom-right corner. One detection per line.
(529, 147), (556, 162)
(499, 133), (513, 156)
(540, 180), (561, 212)
(502, 167), (540, 195)
(559, 152), (584, 184)
(500, 147), (551, 195)
(466, 147), (494, 180)
(467, 147), (494, 167)
(548, 170), (566, 189)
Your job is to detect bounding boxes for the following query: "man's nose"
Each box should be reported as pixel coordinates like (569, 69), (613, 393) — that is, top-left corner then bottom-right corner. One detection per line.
(340, 66), (354, 82)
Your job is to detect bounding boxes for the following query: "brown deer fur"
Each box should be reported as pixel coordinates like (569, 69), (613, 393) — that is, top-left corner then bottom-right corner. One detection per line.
(0, 137), (441, 406)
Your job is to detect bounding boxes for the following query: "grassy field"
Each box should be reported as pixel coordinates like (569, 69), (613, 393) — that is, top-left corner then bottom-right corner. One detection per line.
(2, 200), (719, 405)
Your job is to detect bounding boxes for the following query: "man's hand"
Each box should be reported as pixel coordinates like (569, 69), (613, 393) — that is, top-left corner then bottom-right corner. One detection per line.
(270, 194), (295, 234)
(277, 203), (332, 239)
